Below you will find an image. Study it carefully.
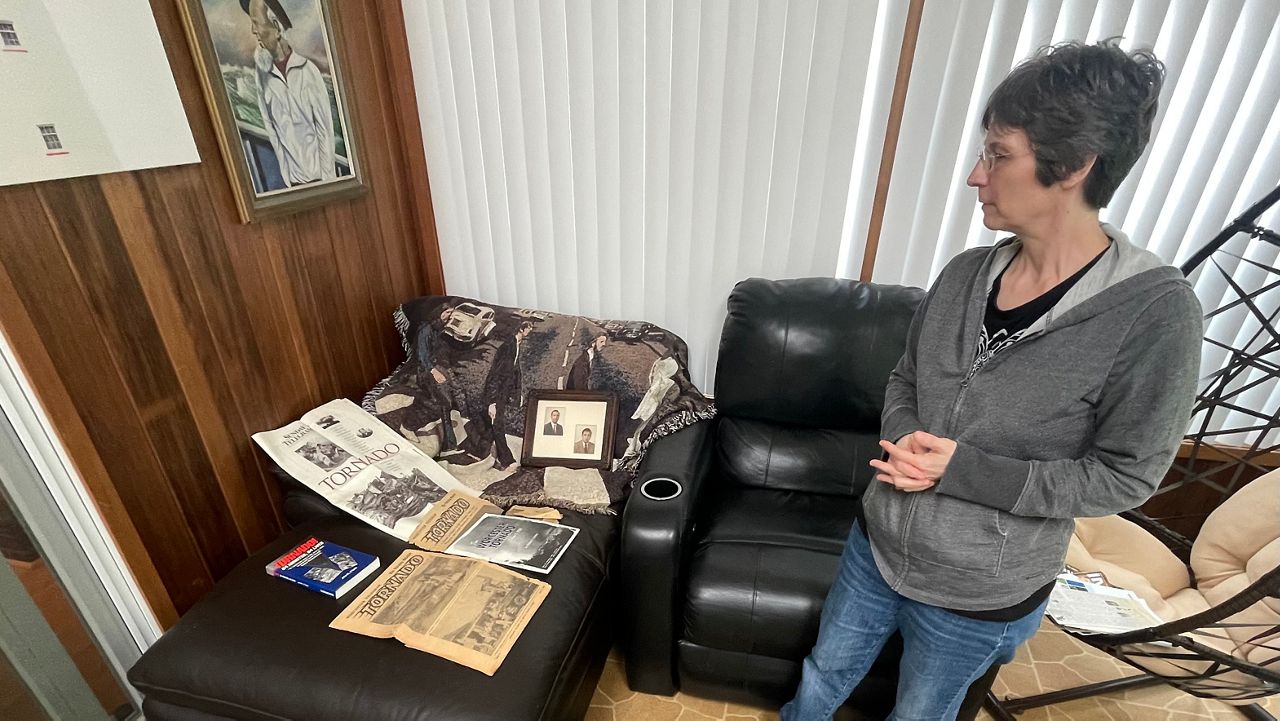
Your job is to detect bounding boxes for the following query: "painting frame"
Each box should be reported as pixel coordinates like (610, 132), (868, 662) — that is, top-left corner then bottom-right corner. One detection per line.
(520, 390), (617, 470)
(177, 0), (366, 223)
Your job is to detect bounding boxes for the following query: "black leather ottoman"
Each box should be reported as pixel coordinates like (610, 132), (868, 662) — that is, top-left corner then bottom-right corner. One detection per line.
(129, 512), (617, 721)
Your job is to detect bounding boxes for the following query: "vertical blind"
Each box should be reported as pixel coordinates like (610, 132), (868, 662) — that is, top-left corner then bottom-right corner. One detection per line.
(868, 0), (1280, 448)
(405, 0), (1280, 446)
(403, 0), (909, 388)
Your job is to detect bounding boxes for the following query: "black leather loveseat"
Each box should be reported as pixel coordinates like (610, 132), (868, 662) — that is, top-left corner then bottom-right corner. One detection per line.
(128, 475), (618, 721)
(619, 278), (998, 720)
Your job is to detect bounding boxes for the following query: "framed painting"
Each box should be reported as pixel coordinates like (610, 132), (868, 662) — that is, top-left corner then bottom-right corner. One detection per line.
(520, 390), (617, 470)
(178, 0), (365, 222)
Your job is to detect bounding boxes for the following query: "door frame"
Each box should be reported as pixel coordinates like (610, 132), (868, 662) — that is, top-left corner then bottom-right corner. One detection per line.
(0, 545), (107, 720)
(0, 329), (160, 713)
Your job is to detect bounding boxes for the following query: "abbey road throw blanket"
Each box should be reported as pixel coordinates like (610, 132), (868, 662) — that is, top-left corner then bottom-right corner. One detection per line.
(361, 295), (715, 513)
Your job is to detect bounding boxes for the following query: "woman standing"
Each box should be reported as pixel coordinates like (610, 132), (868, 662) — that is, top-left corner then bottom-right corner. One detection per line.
(782, 40), (1202, 720)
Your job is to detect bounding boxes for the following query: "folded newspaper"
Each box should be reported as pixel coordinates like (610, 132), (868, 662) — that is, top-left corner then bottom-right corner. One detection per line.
(252, 399), (473, 541)
(411, 491), (578, 574)
(1046, 573), (1164, 634)
(331, 550), (550, 675)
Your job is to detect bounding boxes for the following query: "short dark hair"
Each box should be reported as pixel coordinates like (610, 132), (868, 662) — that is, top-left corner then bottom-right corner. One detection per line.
(982, 39), (1165, 209)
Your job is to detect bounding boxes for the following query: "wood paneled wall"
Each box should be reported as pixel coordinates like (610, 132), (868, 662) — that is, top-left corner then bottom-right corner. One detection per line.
(1146, 445), (1280, 541)
(0, 1), (442, 623)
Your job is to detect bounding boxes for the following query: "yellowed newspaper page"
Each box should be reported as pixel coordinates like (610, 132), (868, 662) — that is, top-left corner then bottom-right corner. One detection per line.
(409, 491), (504, 552)
(505, 506), (564, 522)
(330, 550), (549, 675)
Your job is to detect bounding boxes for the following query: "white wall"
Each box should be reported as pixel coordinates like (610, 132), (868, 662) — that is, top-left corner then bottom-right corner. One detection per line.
(0, 0), (198, 186)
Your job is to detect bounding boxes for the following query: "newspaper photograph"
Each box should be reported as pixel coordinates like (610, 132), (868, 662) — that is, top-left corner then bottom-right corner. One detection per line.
(1047, 574), (1165, 634)
(410, 491), (504, 552)
(252, 399), (473, 541)
(331, 550), (550, 675)
(444, 513), (579, 575)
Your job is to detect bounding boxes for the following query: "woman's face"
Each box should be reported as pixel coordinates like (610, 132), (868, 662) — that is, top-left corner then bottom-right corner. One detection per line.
(967, 127), (1056, 235)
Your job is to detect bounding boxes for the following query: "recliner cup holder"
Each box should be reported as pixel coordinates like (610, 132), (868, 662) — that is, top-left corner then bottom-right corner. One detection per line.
(639, 478), (682, 501)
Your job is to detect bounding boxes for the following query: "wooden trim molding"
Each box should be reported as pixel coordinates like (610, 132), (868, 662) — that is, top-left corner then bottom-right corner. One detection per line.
(1175, 439), (1280, 468)
(377, 0), (447, 296)
(860, 0), (926, 283)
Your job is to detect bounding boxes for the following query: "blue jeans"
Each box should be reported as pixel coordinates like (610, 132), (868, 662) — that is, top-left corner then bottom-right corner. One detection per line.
(780, 523), (1049, 721)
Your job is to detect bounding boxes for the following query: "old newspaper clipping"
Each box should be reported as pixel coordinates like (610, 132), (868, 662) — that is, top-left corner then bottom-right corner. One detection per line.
(331, 550), (550, 675)
(409, 491), (503, 551)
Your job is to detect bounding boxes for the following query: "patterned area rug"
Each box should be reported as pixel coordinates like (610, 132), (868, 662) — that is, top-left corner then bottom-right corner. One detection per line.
(982, 620), (1278, 720)
(587, 625), (1279, 720)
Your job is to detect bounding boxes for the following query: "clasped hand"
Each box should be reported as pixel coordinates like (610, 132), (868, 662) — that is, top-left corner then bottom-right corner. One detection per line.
(869, 430), (957, 492)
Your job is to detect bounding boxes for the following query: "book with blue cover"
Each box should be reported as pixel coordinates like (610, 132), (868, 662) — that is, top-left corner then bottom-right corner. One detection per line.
(265, 537), (380, 598)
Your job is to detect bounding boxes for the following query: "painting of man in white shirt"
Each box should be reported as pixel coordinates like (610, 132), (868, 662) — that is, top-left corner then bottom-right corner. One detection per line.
(243, 0), (336, 187)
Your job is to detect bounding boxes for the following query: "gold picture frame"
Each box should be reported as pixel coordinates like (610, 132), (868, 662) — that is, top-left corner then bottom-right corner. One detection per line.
(178, 0), (365, 222)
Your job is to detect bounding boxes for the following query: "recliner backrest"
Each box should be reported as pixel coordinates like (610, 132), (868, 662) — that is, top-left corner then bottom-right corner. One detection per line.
(714, 278), (925, 496)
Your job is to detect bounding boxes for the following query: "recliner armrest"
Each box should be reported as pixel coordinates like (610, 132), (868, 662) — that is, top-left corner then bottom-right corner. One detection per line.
(619, 419), (717, 695)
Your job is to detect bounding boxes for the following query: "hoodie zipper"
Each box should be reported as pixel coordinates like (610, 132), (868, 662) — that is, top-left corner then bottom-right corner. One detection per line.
(898, 291), (991, 563)
(892, 236), (1133, 575)
(897, 250), (1036, 566)
(947, 367), (977, 436)
(898, 329), (1035, 564)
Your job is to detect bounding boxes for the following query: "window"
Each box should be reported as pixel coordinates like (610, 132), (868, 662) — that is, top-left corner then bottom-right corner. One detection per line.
(38, 124), (61, 150)
(404, 0), (910, 387)
(0, 21), (19, 47)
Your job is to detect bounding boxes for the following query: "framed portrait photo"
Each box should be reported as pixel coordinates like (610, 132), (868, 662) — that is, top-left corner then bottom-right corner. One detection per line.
(521, 390), (617, 470)
(178, 0), (365, 222)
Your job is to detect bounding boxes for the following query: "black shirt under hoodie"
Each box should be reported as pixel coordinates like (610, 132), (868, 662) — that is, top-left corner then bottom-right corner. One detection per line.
(858, 244), (1109, 621)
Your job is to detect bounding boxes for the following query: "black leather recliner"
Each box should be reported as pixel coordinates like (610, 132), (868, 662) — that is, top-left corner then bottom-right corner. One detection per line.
(619, 277), (998, 720)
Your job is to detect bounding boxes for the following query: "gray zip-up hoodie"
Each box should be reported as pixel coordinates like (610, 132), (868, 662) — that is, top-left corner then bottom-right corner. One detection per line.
(863, 225), (1203, 611)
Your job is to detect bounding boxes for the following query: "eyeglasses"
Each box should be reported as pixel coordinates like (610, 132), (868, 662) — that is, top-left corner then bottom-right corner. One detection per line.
(975, 147), (1027, 172)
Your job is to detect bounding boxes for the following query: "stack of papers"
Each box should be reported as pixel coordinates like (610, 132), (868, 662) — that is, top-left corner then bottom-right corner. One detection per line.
(1046, 574), (1165, 635)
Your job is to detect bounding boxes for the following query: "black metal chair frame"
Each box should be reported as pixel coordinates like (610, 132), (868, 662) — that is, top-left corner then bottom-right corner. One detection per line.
(1167, 182), (1280, 514)
(984, 508), (1280, 719)
(986, 184), (1280, 719)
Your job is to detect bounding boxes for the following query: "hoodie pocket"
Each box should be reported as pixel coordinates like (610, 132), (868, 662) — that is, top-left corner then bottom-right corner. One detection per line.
(906, 493), (1007, 577)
